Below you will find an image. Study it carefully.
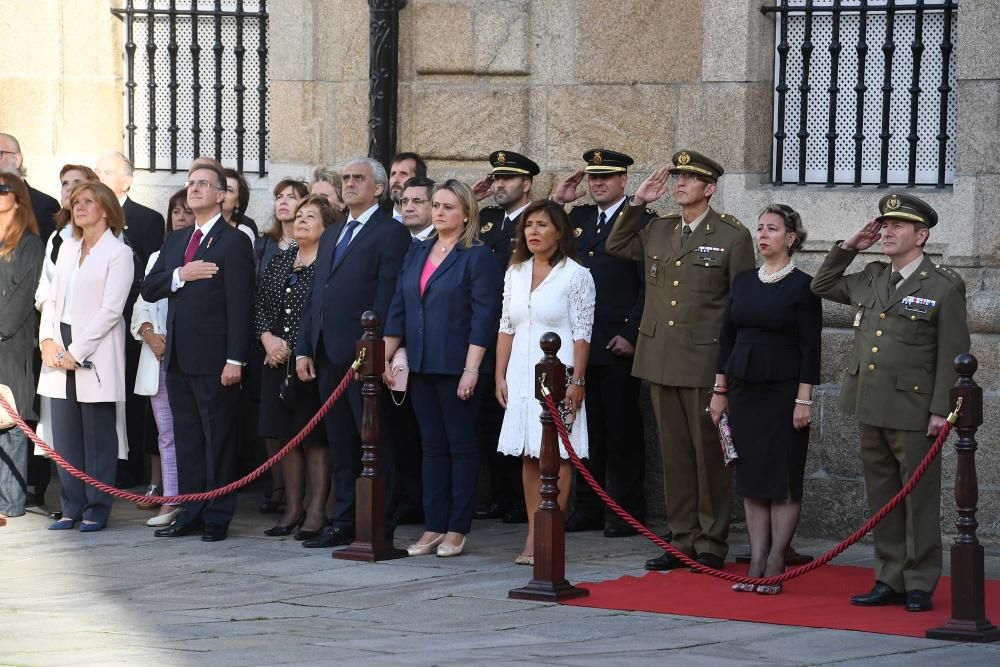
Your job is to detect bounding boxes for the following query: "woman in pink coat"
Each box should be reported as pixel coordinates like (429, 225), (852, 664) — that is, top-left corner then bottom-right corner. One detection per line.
(37, 182), (134, 532)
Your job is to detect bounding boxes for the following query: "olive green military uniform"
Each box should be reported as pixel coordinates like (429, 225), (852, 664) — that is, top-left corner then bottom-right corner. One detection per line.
(811, 194), (970, 594)
(605, 151), (755, 559)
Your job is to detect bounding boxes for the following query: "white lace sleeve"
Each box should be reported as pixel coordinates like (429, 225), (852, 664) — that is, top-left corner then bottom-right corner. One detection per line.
(498, 266), (515, 335)
(568, 265), (596, 342)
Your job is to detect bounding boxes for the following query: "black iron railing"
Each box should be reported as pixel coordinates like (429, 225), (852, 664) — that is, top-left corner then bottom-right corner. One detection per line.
(763, 0), (957, 187)
(112, 0), (268, 176)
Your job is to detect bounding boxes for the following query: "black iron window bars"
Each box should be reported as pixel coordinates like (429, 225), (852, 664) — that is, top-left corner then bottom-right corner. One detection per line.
(112, 0), (268, 176)
(764, 0), (956, 187)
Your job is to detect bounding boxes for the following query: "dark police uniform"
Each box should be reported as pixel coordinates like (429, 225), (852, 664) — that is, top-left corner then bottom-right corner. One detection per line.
(811, 193), (969, 602)
(606, 150), (755, 566)
(478, 150), (540, 270)
(567, 149), (655, 535)
(475, 150), (539, 521)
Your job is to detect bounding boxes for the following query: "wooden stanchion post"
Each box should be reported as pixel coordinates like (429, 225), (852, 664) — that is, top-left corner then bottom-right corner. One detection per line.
(509, 332), (589, 602)
(334, 311), (407, 562)
(927, 354), (1000, 642)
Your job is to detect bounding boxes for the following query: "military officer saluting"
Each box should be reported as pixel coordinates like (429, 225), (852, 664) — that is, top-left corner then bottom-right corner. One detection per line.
(474, 150), (540, 269)
(811, 193), (969, 612)
(606, 150), (755, 570)
(550, 148), (655, 536)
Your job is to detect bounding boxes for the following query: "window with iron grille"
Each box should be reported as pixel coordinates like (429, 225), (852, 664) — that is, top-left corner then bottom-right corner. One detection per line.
(766, 0), (957, 187)
(112, 0), (269, 176)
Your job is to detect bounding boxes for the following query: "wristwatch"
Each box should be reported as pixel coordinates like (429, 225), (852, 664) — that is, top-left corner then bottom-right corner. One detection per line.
(568, 377), (585, 387)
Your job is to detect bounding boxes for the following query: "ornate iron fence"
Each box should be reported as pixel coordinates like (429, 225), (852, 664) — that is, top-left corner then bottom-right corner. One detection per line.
(111, 0), (269, 175)
(764, 0), (957, 187)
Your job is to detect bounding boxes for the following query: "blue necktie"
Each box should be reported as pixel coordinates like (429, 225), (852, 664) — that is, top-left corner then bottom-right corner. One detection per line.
(333, 219), (360, 264)
(596, 211), (607, 234)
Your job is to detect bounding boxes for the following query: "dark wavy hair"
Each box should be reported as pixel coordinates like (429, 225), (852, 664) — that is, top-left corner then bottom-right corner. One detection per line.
(509, 199), (577, 267)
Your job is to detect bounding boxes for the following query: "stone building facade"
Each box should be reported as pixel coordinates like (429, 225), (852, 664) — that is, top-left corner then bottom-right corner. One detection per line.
(1, 0), (997, 539)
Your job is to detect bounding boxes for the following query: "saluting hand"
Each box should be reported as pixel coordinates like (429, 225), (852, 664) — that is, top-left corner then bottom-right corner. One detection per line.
(841, 219), (883, 252)
(472, 175), (494, 202)
(631, 166), (672, 206)
(551, 170), (585, 205)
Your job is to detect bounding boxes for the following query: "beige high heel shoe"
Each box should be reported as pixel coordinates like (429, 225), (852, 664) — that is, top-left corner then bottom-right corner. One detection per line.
(436, 536), (467, 557)
(406, 534), (445, 556)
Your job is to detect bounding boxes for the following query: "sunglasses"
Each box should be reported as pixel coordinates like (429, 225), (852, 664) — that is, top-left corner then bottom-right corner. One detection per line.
(0, 184), (13, 195)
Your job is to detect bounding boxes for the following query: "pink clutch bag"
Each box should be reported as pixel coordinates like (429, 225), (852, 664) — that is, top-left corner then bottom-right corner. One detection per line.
(386, 347), (409, 393)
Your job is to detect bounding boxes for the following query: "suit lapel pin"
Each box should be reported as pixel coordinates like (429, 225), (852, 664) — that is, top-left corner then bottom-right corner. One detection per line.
(206, 236), (215, 249)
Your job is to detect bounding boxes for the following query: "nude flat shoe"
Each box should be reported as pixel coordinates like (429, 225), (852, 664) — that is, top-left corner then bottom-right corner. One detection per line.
(406, 534), (445, 556)
(436, 537), (466, 557)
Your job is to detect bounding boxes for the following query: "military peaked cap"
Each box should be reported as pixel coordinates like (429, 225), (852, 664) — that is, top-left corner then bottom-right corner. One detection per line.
(876, 192), (938, 228)
(669, 149), (724, 182)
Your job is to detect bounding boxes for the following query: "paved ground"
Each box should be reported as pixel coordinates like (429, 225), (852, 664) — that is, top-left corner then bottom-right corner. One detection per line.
(4, 492), (1000, 666)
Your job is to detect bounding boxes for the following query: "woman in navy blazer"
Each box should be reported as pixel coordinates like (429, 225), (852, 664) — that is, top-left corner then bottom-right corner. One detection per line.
(384, 179), (501, 558)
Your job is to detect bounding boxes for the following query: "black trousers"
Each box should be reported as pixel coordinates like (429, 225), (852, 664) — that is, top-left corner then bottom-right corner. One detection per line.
(574, 363), (646, 523)
(50, 324), (117, 524)
(475, 374), (524, 513)
(385, 390), (423, 523)
(165, 368), (241, 528)
(317, 350), (397, 533)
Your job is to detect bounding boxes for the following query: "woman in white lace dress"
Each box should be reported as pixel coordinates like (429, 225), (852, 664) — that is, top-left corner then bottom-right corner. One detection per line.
(495, 200), (596, 564)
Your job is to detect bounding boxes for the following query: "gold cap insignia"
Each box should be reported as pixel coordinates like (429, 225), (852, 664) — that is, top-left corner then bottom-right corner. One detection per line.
(574, 227), (583, 237)
(496, 152), (506, 165)
(677, 151), (690, 166)
(886, 194), (901, 210)
(593, 151), (603, 165)
(480, 222), (493, 233)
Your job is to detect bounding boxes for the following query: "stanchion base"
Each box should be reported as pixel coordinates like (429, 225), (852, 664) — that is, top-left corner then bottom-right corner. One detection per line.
(926, 619), (1000, 643)
(508, 580), (590, 602)
(334, 542), (408, 563)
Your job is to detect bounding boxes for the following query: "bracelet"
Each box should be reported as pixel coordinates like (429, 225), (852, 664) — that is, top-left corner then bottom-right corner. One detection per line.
(139, 326), (154, 337)
(794, 399), (814, 406)
(463, 368), (479, 375)
(712, 389), (728, 396)
(568, 378), (585, 387)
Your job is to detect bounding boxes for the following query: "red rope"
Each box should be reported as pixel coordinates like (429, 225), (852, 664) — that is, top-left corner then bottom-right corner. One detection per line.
(0, 368), (356, 505)
(543, 393), (953, 586)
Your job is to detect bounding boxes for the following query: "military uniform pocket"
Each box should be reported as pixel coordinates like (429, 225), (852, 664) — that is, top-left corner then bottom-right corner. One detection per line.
(638, 317), (657, 337)
(894, 306), (935, 344)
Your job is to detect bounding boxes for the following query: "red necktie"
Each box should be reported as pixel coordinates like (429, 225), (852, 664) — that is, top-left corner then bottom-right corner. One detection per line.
(183, 228), (203, 265)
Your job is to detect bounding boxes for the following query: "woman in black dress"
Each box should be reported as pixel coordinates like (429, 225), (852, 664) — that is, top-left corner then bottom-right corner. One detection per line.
(254, 195), (335, 538)
(710, 204), (821, 595)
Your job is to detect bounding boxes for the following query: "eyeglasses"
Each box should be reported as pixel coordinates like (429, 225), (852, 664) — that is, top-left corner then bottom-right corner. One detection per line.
(399, 197), (428, 207)
(184, 179), (222, 191)
(0, 150), (19, 159)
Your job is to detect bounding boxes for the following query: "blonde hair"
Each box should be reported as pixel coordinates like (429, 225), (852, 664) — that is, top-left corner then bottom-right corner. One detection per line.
(69, 182), (125, 239)
(430, 179), (480, 249)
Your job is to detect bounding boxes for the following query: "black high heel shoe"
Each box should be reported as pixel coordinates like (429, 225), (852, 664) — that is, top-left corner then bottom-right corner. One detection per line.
(259, 486), (286, 514)
(264, 513), (304, 537)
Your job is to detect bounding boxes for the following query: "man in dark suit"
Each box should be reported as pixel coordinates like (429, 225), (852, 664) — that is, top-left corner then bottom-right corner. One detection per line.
(0, 132), (59, 241)
(551, 149), (654, 537)
(141, 165), (254, 542)
(96, 151), (167, 487)
(469, 150), (540, 523)
(296, 157), (411, 549)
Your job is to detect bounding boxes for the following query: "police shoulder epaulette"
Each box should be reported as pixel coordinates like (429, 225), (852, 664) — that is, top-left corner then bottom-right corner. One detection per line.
(480, 205), (503, 211)
(934, 263), (965, 286)
(571, 202), (595, 209)
(718, 213), (744, 229)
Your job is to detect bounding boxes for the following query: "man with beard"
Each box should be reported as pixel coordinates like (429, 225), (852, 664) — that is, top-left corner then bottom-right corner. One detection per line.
(387, 153), (427, 222)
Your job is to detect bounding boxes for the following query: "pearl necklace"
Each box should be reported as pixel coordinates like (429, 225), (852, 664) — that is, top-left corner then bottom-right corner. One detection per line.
(758, 260), (796, 284)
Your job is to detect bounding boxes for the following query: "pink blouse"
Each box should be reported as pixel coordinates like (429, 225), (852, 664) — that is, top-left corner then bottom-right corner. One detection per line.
(419, 254), (438, 296)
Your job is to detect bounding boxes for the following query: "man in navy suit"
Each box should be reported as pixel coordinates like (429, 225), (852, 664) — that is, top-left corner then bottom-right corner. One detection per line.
(141, 164), (254, 542)
(296, 157), (411, 548)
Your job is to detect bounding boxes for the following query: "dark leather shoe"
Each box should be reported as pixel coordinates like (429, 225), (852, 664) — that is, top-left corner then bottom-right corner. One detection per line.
(154, 521), (203, 538)
(565, 513), (603, 533)
(502, 508), (528, 524)
(302, 526), (354, 548)
(201, 525), (228, 542)
(604, 522), (639, 538)
(692, 553), (725, 571)
(851, 582), (906, 606)
(294, 527), (323, 541)
(644, 552), (689, 571)
(905, 589), (933, 612)
(473, 502), (502, 520)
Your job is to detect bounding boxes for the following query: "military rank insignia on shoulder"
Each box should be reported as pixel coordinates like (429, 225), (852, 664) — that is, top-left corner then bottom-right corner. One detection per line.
(571, 203), (595, 210)
(934, 263), (965, 286)
(718, 213), (744, 229)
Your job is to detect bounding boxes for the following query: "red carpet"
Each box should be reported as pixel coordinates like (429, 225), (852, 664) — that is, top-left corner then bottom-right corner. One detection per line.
(563, 563), (1000, 638)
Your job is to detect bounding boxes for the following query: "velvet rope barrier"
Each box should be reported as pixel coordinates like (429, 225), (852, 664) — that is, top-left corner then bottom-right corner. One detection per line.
(0, 363), (358, 505)
(543, 391), (961, 587)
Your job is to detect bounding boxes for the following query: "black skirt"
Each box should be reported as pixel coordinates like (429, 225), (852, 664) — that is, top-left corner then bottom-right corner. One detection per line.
(728, 377), (808, 500)
(258, 363), (325, 446)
